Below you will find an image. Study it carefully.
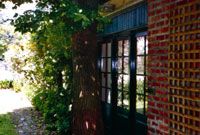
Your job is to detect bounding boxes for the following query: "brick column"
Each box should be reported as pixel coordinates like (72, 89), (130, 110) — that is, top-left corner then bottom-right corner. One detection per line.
(146, 0), (194, 134)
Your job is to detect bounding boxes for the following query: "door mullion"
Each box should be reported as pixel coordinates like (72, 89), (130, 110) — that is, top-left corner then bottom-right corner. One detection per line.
(129, 32), (137, 135)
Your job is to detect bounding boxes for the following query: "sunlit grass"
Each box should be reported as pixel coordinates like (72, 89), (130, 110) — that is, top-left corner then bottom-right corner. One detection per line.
(0, 113), (18, 135)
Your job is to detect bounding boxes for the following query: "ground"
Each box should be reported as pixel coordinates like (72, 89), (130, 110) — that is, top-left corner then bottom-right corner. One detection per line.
(0, 89), (49, 135)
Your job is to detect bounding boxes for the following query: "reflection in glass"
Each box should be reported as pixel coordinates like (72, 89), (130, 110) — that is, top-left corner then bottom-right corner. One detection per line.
(118, 41), (123, 56)
(101, 73), (105, 86)
(101, 44), (106, 57)
(124, 57), (129, 74)
(117, 75), (123, 90)
(107, 58), (111, 72)
(124, 40), (129, 56)
(123, 91), (129, 110)
(107, 74), (111, 88)
(123, 75), (129, 91)
(137, 76), (144, 94)
(107, 43), (111, 57)
(102, 88), (105, 101)
(107, 90), (111, 103)
(146, 38), (148, 54)
(137, 37), (145, 55)
(136, 95), (144, 114)
(101, 58), (106, 72)
(117, 91), (122, 106)
(137, 56), (144, 74)
(117, 58), (122, 73)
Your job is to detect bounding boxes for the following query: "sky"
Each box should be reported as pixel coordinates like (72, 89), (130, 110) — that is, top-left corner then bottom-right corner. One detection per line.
(1, 1), (36, 21)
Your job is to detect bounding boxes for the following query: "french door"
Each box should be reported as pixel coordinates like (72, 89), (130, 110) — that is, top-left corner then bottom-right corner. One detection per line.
(99, 31), (148, 135)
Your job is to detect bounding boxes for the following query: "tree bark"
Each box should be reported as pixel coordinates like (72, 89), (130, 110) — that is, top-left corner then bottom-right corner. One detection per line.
(72, 22), (104, 135)
(72, 1), (104, 134)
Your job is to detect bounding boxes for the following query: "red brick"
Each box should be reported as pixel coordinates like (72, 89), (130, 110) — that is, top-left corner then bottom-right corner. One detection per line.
(152, 108), (159, 114)
(152, 82), (160, 87)
(157, 103), (164, 108)
(149, 101), (156, 107)
(156, 35), (165, 40)
(152, 121), (158, 126)
(153, 96), (160, 101)
(161, 27), (168, 33)
(148, 114), (155, 119)
(159, 124), (168, 132)
(161, 97), (168, 103)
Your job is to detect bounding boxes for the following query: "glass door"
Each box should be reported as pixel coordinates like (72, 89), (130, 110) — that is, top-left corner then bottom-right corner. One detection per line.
(135, 35), (148, 135)
(98, 31), (148, 135)
(117, 40), (130, 110)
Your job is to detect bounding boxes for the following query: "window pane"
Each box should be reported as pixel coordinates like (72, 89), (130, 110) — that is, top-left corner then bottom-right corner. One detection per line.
(107, 74), (111, 88)
(124, 40), (129, 56)
(101, 58), (106, 72)
(136, 95), (144, 114)
(101, 44), (106, 57)
(117, 58), (122, 73)
(137, 76), (144, 94)
(102, 88), (105, 101)
(118, 41), (123, 56)
(124, 57), (129, 74)
(137, 56), (144, 74)
(101, 73), (106, 87)
(123, 75), (129, 91)
(137, 36), (145, 55)
(107, 58), (111, 72)
(123, 90), (129, 110)
(117, 74), (123, 90)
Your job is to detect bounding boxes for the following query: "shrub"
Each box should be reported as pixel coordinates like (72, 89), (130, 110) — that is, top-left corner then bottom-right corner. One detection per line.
(0, 80), (13, 89)
(13, 80), (21, 92)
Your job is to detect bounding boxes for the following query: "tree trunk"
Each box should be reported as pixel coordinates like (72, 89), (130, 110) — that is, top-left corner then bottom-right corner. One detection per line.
(71, 1), (104, 135)
(72, 23), (104, 135)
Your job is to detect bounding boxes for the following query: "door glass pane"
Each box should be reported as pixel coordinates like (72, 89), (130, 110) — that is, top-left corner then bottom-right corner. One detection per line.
(123, 75), (129, 91)
(117, 58), (123, 73)
(124, 57), (129, 74)
(118, 41), (123, 56)
(124, 40), (129, 56)
(101, 73), (106, 87)
(123, 90), (129, 109)
(107, 43), (111, 57)
(101, 58), (106, 72)
(107, 89), (111, 103)
(117, 74), (123, 90)
(107, 58), (111, 72)
(102, 88), (106, 101)
(137, 37), (145, 55)
(107, 74), (111, 88)
(146, 38), (148, 54)
(101, 43), (106, 57)
(137, 76), (144, 94)
(117, 91), (122, 106)
(136, 95), (144, 114)
(137, 56), (144, 74)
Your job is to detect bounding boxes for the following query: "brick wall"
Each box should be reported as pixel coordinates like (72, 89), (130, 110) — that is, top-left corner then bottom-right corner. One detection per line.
(146, 0), (195, 134)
